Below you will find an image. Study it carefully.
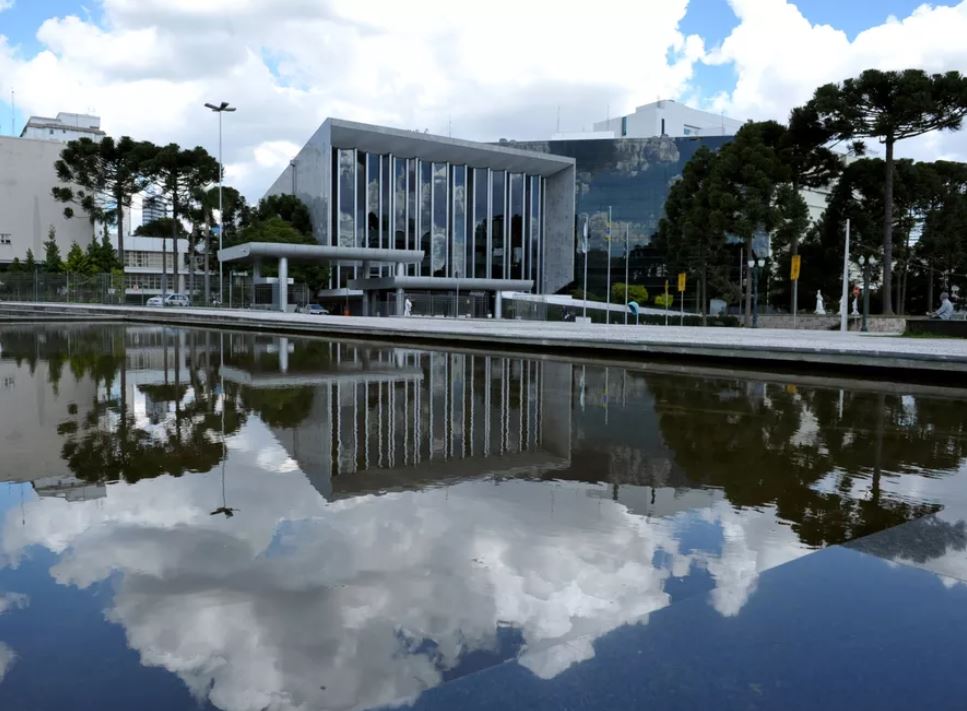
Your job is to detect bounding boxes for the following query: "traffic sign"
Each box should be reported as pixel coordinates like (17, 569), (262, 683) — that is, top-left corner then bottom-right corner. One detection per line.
(677, 272), (686, 293)
(790, 255), (801, 281)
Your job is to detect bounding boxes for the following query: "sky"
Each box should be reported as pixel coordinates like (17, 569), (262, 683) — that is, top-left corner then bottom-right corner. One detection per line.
(1, 0), (967, 200)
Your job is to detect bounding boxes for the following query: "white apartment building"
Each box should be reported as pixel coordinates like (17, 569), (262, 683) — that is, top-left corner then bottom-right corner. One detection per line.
(19, 112), (106, 143)
(0, 135), (97, 266)
(594, 100), (744, 139)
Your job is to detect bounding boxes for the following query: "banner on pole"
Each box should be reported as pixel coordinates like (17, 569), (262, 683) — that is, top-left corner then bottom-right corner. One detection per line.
(790, 255), (801, 281)
(677, 272), (686, 293)
(579, 218), (589, 254)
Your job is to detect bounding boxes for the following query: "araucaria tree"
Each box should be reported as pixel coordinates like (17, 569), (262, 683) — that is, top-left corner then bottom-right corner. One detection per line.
(803, 69), (967, 314)
(146, 145), (220, 296)
(53, 136), (157, 263)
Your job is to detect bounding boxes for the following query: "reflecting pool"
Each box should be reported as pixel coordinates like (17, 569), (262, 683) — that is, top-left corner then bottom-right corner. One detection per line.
(1, 324), (967, 710)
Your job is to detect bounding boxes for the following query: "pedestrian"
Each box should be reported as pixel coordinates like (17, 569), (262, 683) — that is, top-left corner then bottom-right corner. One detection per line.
(929, 292), (955, 320)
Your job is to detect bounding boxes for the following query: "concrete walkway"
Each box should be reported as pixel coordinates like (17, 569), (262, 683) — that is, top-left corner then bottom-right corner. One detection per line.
(3, 302), (966, 375)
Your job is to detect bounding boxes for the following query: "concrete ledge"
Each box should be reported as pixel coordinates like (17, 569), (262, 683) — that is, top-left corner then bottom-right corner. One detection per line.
(3, 302), (967, 377)
(906, 318), (967, 338)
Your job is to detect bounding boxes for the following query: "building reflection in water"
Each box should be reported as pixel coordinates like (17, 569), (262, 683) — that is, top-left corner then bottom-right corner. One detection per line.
(0, 324), (966, 711)
(220, 333), (572, 500)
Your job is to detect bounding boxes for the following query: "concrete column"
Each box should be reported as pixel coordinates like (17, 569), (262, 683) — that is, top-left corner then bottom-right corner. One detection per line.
(395, 263), (405, 316)
(495, 291), (503, 319)
(252, 259), (261, 307)
(277, 257), (288, 312)
(361, 261), (371, 317)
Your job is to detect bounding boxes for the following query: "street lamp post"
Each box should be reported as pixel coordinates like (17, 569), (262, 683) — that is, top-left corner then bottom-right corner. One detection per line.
(205, 101), (236, 306)
(748, 258), (765, 328)
(858, 255), (876, 333)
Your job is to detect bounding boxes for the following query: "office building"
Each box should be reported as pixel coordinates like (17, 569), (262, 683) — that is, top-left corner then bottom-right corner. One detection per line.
(261, 119), (576, 310)
(141, 194), (168, 224)
(594, 100), (743, 139)
(509, 134), (733, 294)
(20, 112), (106, 143)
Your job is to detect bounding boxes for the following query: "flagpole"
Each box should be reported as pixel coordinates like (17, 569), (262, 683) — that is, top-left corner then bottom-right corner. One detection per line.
(840, 218), (850, 333)
(623, 225), (629, 324)
(606, 206), (612, 325)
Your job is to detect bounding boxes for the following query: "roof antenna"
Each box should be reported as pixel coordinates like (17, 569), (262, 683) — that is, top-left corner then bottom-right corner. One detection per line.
(11, 89), (15, 136)
(556, 105), (561, 134)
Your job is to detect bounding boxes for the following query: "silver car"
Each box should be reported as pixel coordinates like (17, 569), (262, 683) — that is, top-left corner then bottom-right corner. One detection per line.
(147, 293), (190, 307)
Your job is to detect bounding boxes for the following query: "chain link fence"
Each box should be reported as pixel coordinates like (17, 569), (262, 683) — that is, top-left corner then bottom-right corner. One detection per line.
(0, 272), (310, 311)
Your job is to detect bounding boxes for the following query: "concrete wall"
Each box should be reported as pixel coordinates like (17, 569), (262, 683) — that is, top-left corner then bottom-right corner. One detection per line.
(0, 136), (97, 265)
(542, 164), (576, 294)
(756, 314), (907, 333)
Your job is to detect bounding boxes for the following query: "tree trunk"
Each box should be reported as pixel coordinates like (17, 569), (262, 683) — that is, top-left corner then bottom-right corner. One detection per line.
(171, 182), (180, 294)
(881, 139), (895, 315)
(162, 235), (168, 298)
(116, 187), (126, 267)
(702, 265), (709, 326)
(189, 232), (196, 300)
(744, 236), (753, 327)
(791, 234), (799, 317)
(927, 265), (934, 313)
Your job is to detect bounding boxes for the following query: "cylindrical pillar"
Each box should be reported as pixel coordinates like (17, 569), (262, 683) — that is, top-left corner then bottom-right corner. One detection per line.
(278, 257), (288, 312)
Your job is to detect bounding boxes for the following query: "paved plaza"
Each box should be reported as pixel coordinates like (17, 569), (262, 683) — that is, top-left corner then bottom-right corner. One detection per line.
(3, 302), (966, 375)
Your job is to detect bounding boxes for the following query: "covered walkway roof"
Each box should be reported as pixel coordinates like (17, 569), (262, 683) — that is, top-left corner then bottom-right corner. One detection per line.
(218, 242), (424, 266)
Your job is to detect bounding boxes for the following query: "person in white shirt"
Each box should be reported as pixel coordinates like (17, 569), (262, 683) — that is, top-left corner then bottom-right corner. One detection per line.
(930, 292), (955, 320)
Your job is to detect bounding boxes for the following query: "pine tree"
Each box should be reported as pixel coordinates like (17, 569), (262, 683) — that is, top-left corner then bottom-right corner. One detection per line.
(43, 227), (64, 273)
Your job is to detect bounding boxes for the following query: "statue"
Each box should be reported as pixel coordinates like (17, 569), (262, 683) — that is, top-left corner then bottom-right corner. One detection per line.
(851, 295), (860, 316)
(814, 290), (825, 315)
(404, 298), (413, 317)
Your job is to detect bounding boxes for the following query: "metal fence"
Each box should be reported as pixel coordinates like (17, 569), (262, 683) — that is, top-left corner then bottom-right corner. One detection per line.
(0, 272), (309, 310)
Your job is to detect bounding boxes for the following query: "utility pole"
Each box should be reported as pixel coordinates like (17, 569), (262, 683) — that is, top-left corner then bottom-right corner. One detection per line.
(605, 206), (612, 325)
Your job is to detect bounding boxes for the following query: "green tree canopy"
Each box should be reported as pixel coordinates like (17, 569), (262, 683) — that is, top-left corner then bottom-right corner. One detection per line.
(43, 228), (63, 273)
(135, 217), (189, 237)
(53, 136), (158, 261)
(802, 68), (967, 314)
(64, 241), (91, 274)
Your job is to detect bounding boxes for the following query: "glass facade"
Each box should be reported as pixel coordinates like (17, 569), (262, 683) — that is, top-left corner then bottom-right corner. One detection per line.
(512, 135), (732, 295)
(327, 148), (545, 289)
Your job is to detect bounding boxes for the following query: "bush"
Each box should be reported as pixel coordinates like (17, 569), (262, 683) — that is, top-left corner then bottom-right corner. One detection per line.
(653, 293), (674, 308)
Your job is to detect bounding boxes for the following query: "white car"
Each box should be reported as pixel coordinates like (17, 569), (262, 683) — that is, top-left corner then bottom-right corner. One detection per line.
(147, 293), (190, 307)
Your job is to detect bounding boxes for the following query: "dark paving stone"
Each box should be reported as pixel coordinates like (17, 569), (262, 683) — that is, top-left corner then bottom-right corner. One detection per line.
(847, 508), (967, 584)
(399, 546), (967, 711)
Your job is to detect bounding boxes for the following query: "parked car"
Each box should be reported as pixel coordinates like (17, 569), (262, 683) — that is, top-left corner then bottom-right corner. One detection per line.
(147, 293), (190, 307)
(298, 303), (329, 315)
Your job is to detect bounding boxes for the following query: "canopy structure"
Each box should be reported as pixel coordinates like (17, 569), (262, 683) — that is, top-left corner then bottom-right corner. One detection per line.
(217, 242), (425, 313)
(218, 242), (424, 267)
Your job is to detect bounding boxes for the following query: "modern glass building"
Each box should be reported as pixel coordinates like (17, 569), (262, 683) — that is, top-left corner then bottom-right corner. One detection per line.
(264, 120), (576, 309)
(509, 135), (733, 295)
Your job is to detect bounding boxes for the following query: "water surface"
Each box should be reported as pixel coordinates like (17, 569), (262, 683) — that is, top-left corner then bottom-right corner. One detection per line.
(1, 324), (966, 710)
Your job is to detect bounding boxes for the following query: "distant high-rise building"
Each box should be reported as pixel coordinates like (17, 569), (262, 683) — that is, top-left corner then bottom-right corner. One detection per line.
(19, 112), (105, 143)
(142, 195), (168, 224)
(593, 100), (743, 139)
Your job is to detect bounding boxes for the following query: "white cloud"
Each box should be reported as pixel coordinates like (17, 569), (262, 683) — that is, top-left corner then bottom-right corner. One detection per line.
(0, 0), (704, 200)
(0, 591), (28, 616)
(0, 642), (15, 684)
(0, 1), (13, 13)
(707, 0), (967, 162)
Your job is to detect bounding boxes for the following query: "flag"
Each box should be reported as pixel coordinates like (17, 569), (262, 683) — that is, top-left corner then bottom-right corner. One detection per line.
(579, 218), (589, 254)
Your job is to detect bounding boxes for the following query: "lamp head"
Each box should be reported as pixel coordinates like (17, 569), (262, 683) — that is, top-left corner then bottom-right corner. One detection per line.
(747, 259), (755, 268)
(757, 258), (765, 268)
